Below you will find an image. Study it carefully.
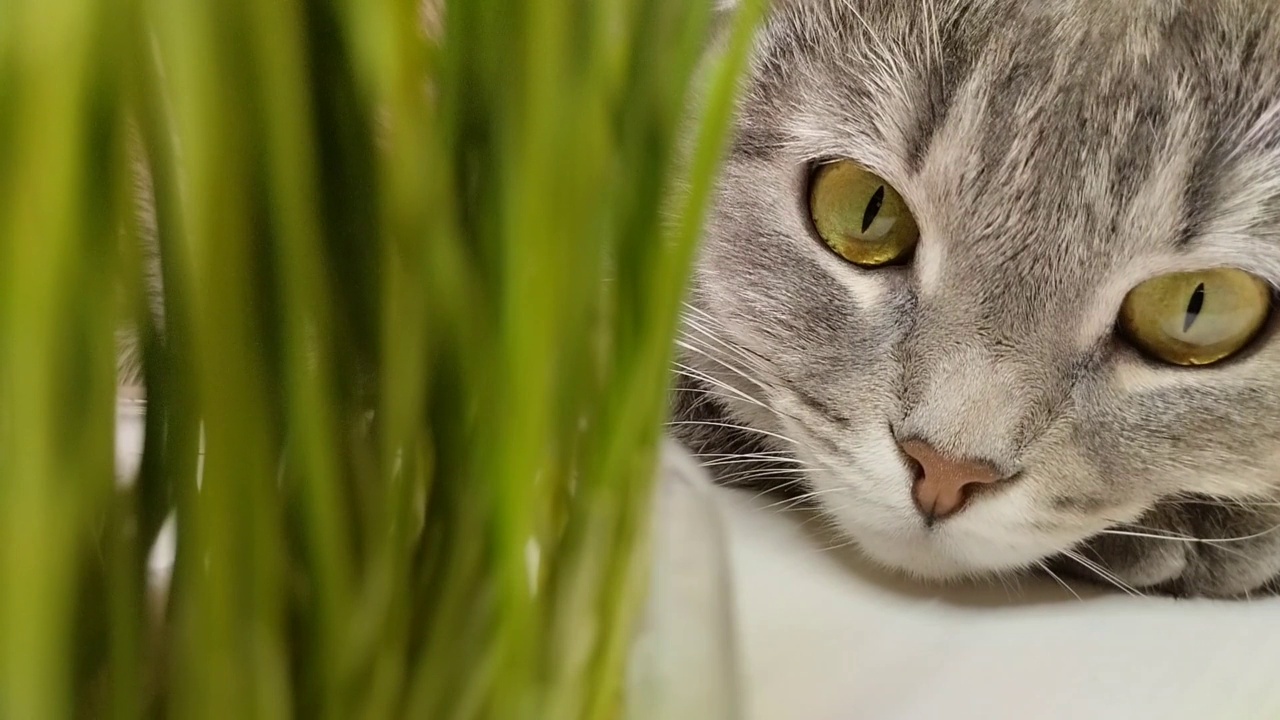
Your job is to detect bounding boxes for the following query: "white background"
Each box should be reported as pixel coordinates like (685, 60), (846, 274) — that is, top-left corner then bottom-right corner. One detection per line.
(710, 480), (1280, 720)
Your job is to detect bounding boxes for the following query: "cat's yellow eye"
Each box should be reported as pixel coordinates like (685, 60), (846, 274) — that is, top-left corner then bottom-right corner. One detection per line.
(808, 160), (919, 267)
(1119, 268), (1272, 366)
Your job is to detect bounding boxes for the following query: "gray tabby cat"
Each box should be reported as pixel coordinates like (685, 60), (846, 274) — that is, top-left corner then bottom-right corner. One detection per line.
(674, 0), (1280, 597)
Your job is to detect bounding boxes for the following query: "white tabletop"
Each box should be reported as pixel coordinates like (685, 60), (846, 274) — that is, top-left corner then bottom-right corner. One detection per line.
(705, 473), (1280, 720)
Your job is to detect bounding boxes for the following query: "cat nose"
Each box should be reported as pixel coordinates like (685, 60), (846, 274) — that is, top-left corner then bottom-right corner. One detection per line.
(899, 439), (1002, 523)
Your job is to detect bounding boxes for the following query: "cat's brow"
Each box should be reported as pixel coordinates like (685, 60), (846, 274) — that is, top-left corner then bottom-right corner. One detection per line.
(1183, 235), (1280, 286)
(730, 127), (786, 161)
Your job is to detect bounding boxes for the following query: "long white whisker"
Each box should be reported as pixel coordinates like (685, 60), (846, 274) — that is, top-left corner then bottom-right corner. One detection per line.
(675, 338), (774, 398)
(680, 303), (739, 336)
(1097, 530), (1254, 563)
(716, 472), (809, 493)
(673, 353), (814, 431)
(712, 466), (822, 485)
(677, 313), (770, 372)
(1199, 522), (1280, 545)
(676, 324), (767, 369)
(819, 533), (860, 553)
(760, 486), (849, 512)
(1097, 528), (1193, 542)
(1035, 560), (1083, 601)
(690, 449), (793, 460)
(673, 365), (771, 412)
(1165, 496), (1280, 511)
(1062, 550), (1142, 598)
(677, 324), (770, 374)
(697, 455), (809, 469)
(673, 384), (772, 412)
(665, 419), (801, 448)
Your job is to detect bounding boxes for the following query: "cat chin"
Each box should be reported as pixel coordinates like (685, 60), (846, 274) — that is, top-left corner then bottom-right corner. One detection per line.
(818, 501), (1079, 583)
(843, 527), (1038, 582)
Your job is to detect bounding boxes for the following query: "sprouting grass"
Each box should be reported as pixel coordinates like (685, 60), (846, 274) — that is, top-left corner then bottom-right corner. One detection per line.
(0, 0), (762, 717)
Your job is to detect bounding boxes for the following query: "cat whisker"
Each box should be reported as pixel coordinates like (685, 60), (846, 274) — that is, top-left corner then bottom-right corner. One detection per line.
(718, 473), (810, 496)
(1035, 560), (1083, 602)
(1097, 528), (1194, 542)
(673, 364), (771, 412)
(694, 449), (801, 461)
(1096, 528), (1256, 563)
(819, 533), (861, 554)
(673, 360), (816, 434)
(677, 310), (771, 371)
(993, 571), (1026, 601)
(745, 481), (811, 505)
(1163, 495), (1280, 512)
(674, 337), (781, 405)
(677, 301), (723, 327)
(676, 325), (771, 376)
(674, 319), (826, 442)
(675, 333), (771, 383)
(691, 449), (795, 460)
(665, 419), (804, 448)
(679, 302), (742, 339)
(678, 330), (774, 387)
(1103, 519), (1199, 539)
(747, 478), (813, 499)
(712, 466), (823, 486)
(1197, 522), (1280, 545)
(697, 455), (810, 469)
(672, 367), (775, 420)
(673, 384), (774, 413)
(759, 486), (850, 512)
(1100, 510), (1280, 549)
(1061, 549), (1144, 598)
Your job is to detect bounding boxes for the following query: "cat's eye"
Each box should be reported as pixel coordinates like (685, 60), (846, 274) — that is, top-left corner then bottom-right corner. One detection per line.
(808, 160), (919, 267)
(1119, 268), (1272, 366)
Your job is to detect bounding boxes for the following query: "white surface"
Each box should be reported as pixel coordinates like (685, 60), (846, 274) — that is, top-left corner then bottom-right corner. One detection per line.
(114, 405), (1280, 719)
(710, 480), (1280, 720)
(630, 443), (742, 720)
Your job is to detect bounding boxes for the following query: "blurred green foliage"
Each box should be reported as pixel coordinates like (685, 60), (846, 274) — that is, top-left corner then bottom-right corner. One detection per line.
(0, 0), (761, 717)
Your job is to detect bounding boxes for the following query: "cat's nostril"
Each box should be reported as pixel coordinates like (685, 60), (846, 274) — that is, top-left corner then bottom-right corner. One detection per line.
(902, 453), (924, 483)
(899, 439), (1004, 524)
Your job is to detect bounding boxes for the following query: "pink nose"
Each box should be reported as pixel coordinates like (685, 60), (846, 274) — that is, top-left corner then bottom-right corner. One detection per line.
(899, 439), (1002, 522)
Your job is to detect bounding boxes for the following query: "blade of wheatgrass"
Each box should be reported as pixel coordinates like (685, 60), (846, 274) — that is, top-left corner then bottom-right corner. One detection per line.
(490, 0), (596, 712)
(655, 0), (767, 317)
(146, 0), (292, 715)
(98, 8), (151, 715)
(143, 3), (238, 714)
(129, 18), (205, 715)
(342, 5), (442, 710)
(0, 0), (121, 717)
(241, 0), (357, 714)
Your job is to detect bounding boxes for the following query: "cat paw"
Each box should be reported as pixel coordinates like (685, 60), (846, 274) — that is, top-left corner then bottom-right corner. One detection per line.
(1046, 497), (1280, 599)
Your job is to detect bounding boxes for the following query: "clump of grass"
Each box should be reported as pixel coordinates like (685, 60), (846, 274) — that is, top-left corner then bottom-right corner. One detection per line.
(0, 0), (761, 717)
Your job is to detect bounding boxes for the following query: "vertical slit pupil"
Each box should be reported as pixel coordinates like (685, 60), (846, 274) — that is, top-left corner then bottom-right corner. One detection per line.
(861, 186), (885, 233)
(1183, 282), (1206, 332)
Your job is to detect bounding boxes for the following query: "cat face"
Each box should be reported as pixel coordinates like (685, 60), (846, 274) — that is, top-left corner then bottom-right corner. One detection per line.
(686, 0), (1280, 588)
